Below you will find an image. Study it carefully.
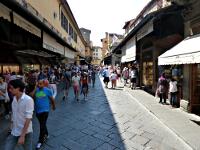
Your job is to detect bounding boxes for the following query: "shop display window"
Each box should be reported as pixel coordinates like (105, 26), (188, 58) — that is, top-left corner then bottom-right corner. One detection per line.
(3, 65), (19, 74)
(143, 61), (153, 86)
(196, 64), (200, 102)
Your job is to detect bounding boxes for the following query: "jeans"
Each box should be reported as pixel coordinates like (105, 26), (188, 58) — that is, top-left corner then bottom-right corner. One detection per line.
(159, 93), (166, 103)
(170, 92), (177, 106)
(0, 100), (10, 115)
(4, 133), (33, 150)
(36, 112), (49, 143)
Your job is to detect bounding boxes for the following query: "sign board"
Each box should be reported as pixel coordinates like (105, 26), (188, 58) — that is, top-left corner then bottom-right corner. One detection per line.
(43, 32), (64, 55)
(137, 19), (153, 41)
(64, 47), (75, 59)
(13, 12), (41, 37)
(0, 3), (11, 21)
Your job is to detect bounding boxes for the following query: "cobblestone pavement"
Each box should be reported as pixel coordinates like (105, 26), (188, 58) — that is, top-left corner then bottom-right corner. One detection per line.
(0, 76), (192, 150)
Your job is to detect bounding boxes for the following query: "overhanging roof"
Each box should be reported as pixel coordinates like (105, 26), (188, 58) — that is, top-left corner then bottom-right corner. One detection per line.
(158, 34), (200, 65)
(113, 14), (154, 53)
(1, 0), (77, 52)
(113, 5), (183, 54)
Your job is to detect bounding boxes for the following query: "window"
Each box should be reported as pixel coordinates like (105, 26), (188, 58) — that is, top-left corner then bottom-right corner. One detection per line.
(61, 11), (68, 33)
(61, 11), (64, 28)
(69, 23), (74, 39)
(74, 32), (77, 43)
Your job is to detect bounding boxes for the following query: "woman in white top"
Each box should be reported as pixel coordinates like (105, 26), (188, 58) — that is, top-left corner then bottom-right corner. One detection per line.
(110, 71), (117, 89)
(169, 77), (178, 107)
(72, 72), (81, 101)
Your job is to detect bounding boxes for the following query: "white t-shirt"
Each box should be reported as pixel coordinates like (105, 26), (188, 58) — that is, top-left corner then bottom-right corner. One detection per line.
(12, 93), (34, 136)
(131, 70), (137, 78)
(110, 73), (117, 80)
(169, 81), (177, 92)
(72, 76), (80, 86)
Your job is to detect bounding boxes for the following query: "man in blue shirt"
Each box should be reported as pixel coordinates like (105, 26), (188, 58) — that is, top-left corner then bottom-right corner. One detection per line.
(34, 79), (56, 149)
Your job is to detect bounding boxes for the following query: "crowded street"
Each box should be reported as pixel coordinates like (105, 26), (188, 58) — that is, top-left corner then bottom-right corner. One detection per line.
(1, 0), (200, 150)
(0, 75), (195, 150)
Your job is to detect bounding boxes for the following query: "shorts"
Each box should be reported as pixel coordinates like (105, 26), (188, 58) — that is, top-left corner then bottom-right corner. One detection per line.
(73, 85), (79, 92)
(131, 78), (136, 83)
(103, 77), (110, 83)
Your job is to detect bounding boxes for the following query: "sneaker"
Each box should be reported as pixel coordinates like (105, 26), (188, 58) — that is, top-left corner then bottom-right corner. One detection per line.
(5, 114), (10, 120)
(36, 143), (42, 149)
(7, 129), (11, 135)
(62, 96), (65, 100)
(44, 134), (49, 141)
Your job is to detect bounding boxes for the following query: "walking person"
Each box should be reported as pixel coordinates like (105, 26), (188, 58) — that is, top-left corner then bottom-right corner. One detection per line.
(130, 66), (138, 90)
(102, 67), (110, 88)
(81, 72), (89, 99)
(63, 68), (71, 100)
(116, 67), (121, 82)
(34, 79), (56, 149)
(110, 71), (117, 89)
(122, 67), (129, 86)
(157, 73), (168, 104)
(169, 77), (178, 107)
(5, 79), (34, 150)
(49, 71), (58, 99)
(91, 69), (96, 88)
(72, 72), (81, 101)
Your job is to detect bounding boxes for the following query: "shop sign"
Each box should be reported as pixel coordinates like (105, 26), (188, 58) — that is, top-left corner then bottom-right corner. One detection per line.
(0, 3), (11, 21)
(64, 47), (75, 59)
(124, 37), (136, 62)
(43, 32), (64, 55)
(137, 19), (153, 41)
(13, 12), (41, 37)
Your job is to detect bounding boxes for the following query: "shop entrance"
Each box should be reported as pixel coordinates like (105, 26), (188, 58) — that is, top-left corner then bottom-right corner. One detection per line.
(191, 64), (200, 114)
(142, 61), (153, 87)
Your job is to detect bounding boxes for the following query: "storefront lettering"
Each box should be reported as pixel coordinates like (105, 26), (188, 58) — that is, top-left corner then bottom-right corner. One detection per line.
(43, 43), (64, 54)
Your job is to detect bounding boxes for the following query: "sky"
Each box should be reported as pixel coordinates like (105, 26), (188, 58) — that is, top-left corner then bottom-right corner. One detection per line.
(67, 0), (151, 46)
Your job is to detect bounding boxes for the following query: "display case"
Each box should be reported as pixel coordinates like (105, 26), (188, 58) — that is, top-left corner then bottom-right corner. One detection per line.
(143, 61), (153, 86)
(3, 65), (20, 74)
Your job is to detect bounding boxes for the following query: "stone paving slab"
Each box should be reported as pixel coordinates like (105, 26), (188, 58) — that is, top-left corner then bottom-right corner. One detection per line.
(0, 76), (197, 150)
(125, 87), (200, 150)
(101, 78), (193, 150)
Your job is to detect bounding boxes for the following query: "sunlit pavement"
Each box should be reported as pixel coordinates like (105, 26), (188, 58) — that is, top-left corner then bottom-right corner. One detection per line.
(0, 76), (195, 150)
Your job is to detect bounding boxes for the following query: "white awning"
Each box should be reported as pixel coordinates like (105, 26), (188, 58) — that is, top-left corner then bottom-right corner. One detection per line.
(158, 34), (200, 65)
(121, 45), (136, 63)
(43, 32), (64, 55)
(121, 55), (127, 63)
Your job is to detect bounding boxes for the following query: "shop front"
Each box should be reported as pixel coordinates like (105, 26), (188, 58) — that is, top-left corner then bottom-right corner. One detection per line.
(158, 34), (200, 114)
(136, 4), (184, 94)
(120, 36), (136, 68)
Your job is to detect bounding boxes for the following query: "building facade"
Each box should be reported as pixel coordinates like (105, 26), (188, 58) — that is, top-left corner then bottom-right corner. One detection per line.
(92, 46), (102, 65)
(0, 0), (86, 73)
(80, 28), (93, 64)
(158, 0), (200, 114)
(101, 32), (123, 65)
(113, 0), (184, 93)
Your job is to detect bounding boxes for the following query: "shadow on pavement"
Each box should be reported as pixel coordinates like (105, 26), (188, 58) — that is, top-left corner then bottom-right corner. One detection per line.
(0, 76), (126, 150)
